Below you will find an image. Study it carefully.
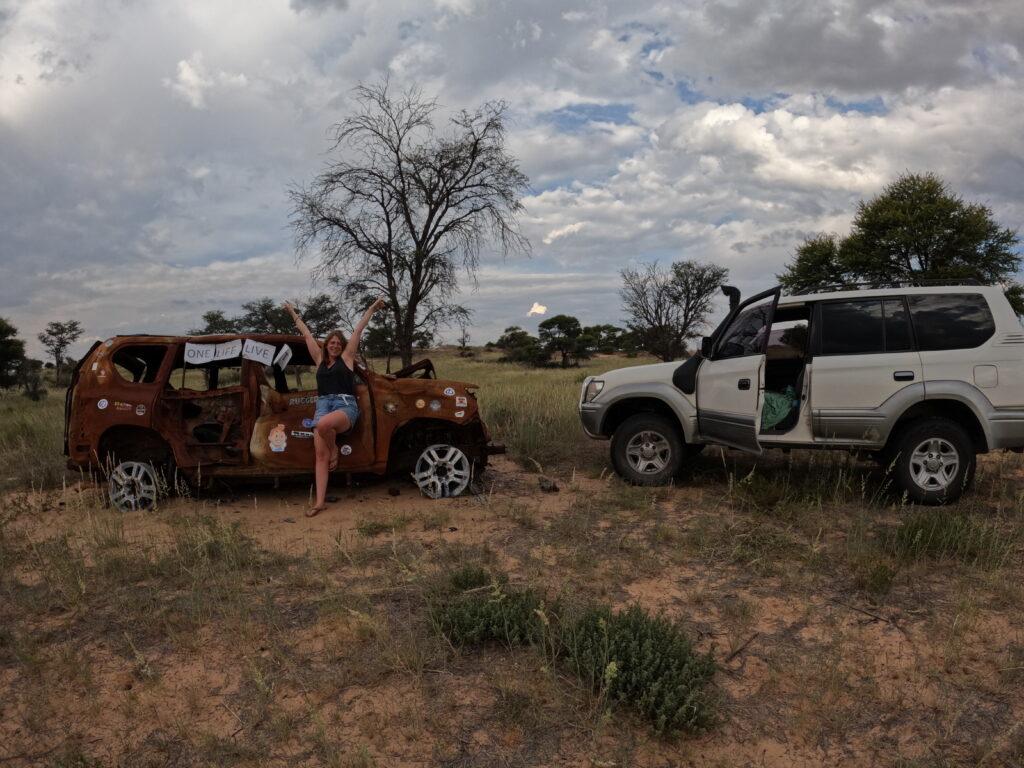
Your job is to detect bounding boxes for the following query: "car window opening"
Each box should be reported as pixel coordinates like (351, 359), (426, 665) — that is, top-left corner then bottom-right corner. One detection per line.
(761, 303), (811, 435)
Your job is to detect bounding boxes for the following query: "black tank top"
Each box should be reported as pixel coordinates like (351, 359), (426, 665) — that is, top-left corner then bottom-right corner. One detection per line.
(316, 357), (355, 396)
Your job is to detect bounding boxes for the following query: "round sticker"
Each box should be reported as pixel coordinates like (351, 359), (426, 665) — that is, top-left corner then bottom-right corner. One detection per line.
(302, 418), (315, 428)
(429, 399), (441, 412)
(135, 404), (146, 416)
(443, 386), (455, 397)
(340, 444), (352, 455)
(97, 398), (108, 410)
(415, 399), (425, 409)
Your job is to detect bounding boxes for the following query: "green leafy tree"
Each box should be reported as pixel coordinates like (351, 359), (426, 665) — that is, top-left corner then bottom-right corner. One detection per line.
(620, 260), (728, 362)
(19, 359), (46, 401)
(538, 314), (589, 368)
(779, 173), (1022, 312)
(38, 320), (83, 382)
(0, 318), (27, 389)
(582, 324), (625, 354)
(494, 326), (546, 366)
(190, 310), (239, 335)
(299, 293), (344, 336)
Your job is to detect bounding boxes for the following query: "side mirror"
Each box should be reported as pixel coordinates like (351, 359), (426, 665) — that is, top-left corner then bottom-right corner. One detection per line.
(700, 337), (714, 358)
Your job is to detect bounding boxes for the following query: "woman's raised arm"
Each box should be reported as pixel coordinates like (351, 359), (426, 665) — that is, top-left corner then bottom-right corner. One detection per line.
(344, 298), (387, 363)
(284, 301), (322, 366)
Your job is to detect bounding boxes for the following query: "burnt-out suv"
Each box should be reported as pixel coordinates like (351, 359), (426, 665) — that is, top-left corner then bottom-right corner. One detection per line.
(65, 334), (502, 510)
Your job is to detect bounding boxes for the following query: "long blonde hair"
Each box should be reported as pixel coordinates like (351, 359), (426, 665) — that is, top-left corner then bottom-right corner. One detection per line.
(321, 330), (347, 364)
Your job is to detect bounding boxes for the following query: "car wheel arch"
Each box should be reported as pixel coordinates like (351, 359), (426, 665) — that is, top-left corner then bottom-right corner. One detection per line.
(601, 395), (688, 441)
(887, 398), (989, 454)
(96, 426), (174, 469)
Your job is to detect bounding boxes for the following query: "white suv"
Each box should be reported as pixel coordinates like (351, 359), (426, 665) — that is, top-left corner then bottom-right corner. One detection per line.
(579, 284), (1024, 504)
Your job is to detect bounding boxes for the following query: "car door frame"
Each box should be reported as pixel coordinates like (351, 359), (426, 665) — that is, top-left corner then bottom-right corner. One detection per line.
(696, 286), (781, 453)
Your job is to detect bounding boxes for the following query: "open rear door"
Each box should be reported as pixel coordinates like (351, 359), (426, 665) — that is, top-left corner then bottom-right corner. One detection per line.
(696, 288), (780, 453)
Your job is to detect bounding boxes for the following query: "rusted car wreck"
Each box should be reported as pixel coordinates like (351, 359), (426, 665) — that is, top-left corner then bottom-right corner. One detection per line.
(65, 334), (502, 510)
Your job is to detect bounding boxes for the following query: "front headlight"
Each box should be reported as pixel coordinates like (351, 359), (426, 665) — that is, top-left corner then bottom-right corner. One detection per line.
(583, 379), (604, 403)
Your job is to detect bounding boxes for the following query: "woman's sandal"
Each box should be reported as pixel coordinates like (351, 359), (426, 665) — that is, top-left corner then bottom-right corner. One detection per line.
(306, 504), (328, 518)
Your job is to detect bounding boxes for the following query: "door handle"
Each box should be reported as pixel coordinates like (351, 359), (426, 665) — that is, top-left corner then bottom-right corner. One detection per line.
(738, 378), (751, 390)
(893, 371), (915, 382)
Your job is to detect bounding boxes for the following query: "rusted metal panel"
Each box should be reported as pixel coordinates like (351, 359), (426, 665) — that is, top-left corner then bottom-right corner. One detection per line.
(66, 334), (494, 480)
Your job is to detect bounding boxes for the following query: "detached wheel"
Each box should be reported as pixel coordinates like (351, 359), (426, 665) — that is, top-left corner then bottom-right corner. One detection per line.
(889, 418), (975, 505)
(108, 460), (163, 512)
(413, 444), (473, 499)
(610, 414), (686, 486)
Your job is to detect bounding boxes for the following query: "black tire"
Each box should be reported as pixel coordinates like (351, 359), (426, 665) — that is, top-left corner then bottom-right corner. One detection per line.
(610, 414), (687, 486)
(888, 418), (976, 505)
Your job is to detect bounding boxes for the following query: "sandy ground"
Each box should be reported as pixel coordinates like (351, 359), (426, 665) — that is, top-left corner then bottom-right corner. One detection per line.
(3, 454), (1024, 767)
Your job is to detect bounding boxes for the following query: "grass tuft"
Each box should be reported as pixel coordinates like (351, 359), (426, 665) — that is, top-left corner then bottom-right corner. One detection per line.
(888, 509), (1014, 567)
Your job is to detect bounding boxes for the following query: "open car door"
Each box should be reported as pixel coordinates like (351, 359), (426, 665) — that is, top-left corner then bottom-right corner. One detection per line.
(696, 287), (780, 453)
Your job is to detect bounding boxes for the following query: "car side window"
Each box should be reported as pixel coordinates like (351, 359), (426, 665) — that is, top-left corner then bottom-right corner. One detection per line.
(908, 294), (995, 351)
(716, 303), (773, 359)
(820, 300), (885, 355)
(112, 345), (168, 384)
(883, 298), (914, 352)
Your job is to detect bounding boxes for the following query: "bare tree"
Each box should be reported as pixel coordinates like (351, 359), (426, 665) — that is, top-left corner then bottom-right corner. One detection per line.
(290, 79), (531, 367)
(620, 260), (728, 362)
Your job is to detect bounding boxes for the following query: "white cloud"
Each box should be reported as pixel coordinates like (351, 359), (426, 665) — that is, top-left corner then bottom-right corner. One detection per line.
(2, 0), (1023, 357)
(163, 51), (247, 110)
(543, 221), (586, 244)
(527, 302), (547, 316)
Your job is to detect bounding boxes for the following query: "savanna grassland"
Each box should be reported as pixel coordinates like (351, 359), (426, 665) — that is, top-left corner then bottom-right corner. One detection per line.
(1, 351), (1023, 767)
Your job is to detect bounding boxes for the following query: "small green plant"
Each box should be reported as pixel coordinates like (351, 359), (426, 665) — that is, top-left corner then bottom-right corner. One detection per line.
(564, 605), (715, 735)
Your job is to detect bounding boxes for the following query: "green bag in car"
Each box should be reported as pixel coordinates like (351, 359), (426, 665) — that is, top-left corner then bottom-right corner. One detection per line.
(761, 385), (797, 431)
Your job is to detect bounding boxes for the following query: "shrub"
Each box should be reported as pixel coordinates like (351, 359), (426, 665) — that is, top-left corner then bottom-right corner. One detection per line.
(433, 580), (545, 648)
(564, 605), (715, 735)
(431, 568), (716, 736)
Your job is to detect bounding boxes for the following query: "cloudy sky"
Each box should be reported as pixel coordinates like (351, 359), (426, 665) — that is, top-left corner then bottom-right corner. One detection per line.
(2, 0), (1023, 358)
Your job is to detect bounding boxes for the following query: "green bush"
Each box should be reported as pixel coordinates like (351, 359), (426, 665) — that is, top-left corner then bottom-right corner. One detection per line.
(564, 605), (715, 735)
(433, 581), (544, 648)
(431, 568), (716, 736)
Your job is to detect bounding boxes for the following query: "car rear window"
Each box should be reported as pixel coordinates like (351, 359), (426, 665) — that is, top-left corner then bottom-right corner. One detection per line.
(112, 345), (168, 384)
(908, 294), (995, 351)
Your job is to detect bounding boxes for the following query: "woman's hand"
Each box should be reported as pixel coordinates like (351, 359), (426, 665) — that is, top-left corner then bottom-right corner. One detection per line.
(369, 297), (387, 313)
(283, 300), (297, 317)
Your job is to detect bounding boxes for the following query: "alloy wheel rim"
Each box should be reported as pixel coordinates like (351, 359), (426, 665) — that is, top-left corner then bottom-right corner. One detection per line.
(909, 438), (960, 492)
(108, 461), (159, 512)
(413, 444), (472, 499)
(625, 430), (671, 474)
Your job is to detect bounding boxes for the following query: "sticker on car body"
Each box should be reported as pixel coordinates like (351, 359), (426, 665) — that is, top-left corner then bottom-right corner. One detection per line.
(268, 424), (288, 452)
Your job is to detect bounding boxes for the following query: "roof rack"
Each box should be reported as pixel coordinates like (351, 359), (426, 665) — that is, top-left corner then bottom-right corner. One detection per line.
(791, 278), (985, 295)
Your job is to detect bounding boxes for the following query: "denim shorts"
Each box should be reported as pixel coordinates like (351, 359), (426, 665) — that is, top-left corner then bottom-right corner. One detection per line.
(313, 394), (359, 429)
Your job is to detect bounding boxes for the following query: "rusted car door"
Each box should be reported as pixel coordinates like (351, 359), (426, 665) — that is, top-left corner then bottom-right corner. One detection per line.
(158, 344), (252, 468)
(248, 357), (376, 472)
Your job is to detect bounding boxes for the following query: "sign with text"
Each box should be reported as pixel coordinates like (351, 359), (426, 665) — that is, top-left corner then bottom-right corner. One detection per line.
(273, 344), (293, 369)
(242, 339), (275, 366)
(184, 340), (243, 365)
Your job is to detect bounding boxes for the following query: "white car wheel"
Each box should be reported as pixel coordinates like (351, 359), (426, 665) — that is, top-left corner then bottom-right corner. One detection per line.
(108, 461), (161, 512)
(413, 444), (472, 499)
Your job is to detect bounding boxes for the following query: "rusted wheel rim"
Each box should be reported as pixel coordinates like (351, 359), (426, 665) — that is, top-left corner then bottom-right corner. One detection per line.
(109, 461), (159, 512)
(413, 444), (471, 499)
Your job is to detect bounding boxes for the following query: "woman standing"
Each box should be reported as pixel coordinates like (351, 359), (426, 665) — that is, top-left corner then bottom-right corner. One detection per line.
(285, 297), (387, 517)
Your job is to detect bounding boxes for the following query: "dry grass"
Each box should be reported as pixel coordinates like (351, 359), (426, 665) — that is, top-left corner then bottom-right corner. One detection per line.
(2, 352), (1024, 766)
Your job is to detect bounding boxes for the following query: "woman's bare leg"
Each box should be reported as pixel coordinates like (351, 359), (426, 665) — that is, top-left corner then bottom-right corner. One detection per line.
(308, 411), (352, 516)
